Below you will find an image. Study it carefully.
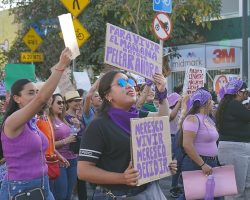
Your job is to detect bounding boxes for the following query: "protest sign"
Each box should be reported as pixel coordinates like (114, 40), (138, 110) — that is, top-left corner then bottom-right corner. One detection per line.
(73, 70), (91, 91)
(58, 13), (80, 59)
(5, 64), (36, 91)
(104, 23), (162, 81)
(130, 116), (172, 186)
(183, 66), (206, 94)
(213, 74), (239, 95)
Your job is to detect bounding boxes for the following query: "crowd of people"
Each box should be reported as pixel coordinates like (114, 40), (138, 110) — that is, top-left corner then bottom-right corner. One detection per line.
(0, 47), (249, 200)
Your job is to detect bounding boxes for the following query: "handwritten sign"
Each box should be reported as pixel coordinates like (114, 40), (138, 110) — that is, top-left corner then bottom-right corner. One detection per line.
(183, 66), (206, 94)
(130, 116), (172, 185)
(104, 23), (162, 81)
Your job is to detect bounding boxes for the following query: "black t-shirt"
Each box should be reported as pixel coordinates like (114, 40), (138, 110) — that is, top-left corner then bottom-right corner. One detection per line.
(79, 111), (148, 190)
(220, 100), (250, 142)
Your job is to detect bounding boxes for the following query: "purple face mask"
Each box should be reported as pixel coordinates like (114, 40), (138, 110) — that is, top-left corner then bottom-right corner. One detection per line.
(186, 89), (212, 111)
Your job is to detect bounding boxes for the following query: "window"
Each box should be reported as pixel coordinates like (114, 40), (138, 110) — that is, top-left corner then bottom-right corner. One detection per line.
(220, 0), (239, 18)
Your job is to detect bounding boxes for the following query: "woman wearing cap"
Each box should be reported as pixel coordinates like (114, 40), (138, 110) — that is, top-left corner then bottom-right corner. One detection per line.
(48, 93), (78, 200)
(78, 70), (177, 200)
(216, 79), (250, 199)
(177, 88), (222, 200)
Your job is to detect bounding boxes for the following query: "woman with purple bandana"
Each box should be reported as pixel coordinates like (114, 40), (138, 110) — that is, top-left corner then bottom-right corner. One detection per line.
(216, 79), (250, 199)
(0, 48), (72, 199)
(177, 88), (222, 200)
(77, 70), (177, 200)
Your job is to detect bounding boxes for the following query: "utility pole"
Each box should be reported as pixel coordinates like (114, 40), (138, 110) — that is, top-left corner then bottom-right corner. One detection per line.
(242, 0), (248, 85)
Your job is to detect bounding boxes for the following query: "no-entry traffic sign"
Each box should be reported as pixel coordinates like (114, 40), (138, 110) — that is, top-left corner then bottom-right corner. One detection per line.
(152, 12), (172, 41)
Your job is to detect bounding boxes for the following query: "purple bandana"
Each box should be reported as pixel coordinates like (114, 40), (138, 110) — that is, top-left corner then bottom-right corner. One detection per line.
(168, 92), (181, 107)
(224, 79), (243, 95)
(108, 106), (139, 135)
(186, 89), (211, 111)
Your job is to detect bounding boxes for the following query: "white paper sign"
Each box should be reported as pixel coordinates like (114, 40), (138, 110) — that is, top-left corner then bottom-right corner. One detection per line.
(58, 13), (80, 59)
(73, 70), (91, 91)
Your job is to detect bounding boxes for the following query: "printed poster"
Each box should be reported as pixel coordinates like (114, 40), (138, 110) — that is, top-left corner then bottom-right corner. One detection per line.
(104, 23), (162, 81)
(183, 66), (206, 94)
(130, 116), (172, 186)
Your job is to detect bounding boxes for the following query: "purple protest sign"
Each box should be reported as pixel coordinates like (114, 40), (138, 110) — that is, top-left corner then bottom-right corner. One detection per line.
(104, 23), (163, 81)
(130, 116), (172, 185)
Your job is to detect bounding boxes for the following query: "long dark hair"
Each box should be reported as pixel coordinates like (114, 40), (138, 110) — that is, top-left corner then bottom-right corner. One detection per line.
(215, 94), (235, 132)
(98, 70), (122, 116)
(179, 100), (202, 146)
(0, 79), (31, 158)
(49, 93), (65, 123)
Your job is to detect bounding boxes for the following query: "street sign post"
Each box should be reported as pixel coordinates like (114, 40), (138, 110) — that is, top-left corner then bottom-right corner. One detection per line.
(60, 0), (90, 17)
(153, 0), (172, 13)
(23, 28), (43, 51)
(152, 12), (172, 41)
(73, 18), (90, 48)
(20, 52), (44, 63)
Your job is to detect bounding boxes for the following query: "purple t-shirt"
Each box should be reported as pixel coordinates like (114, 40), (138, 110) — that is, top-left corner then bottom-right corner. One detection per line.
(53, 118), (76, 160)
(182, 113), (219, 156)
(1, 123), (48, 180)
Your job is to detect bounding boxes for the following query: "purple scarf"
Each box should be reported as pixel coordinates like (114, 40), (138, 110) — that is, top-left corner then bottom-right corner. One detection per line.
(108, 106), (139, 135)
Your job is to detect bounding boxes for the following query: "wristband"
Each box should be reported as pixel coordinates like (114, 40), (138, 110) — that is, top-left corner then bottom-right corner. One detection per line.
(55, 67), (65, 72)
(145, 79), (153, 86)
(155, 87), (167, 104)
(199, 161), (205, 168)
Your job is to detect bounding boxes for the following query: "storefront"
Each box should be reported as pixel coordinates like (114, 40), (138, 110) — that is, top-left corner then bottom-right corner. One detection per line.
(168, 42), (242, 92)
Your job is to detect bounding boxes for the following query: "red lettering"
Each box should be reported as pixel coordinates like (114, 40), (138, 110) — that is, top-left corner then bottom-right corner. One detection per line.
(213, 48), (235, 64)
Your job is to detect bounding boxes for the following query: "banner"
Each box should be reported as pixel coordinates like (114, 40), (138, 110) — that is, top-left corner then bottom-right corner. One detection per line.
(4, 64), (36, 91)
(130, 116), (172, 185)
(104, 23), (162, 81)
(183, 66), (206, 94)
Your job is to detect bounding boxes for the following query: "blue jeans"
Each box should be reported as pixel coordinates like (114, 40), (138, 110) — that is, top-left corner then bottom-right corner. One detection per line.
(0, 175), (54, 200)
(50, 158), (77, 200)
(177, 156), (223, 200)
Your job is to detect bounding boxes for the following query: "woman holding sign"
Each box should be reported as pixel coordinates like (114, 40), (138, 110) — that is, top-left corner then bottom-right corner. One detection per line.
(77, 70), (177, 200)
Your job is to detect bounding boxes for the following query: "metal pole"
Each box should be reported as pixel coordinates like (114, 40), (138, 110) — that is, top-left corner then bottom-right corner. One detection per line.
(160, 40), (168, 91)
(242, 0), (248, 85)
(72, 59), (76, 82)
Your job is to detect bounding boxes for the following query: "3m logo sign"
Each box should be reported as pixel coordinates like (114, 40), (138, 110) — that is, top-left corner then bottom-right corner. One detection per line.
(213, 48), (235, 64)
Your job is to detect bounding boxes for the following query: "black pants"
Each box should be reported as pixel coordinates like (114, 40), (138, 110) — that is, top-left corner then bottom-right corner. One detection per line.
(77, 178), (87, 200)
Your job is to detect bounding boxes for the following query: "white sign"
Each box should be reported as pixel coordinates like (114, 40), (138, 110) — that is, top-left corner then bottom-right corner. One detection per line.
(183, 66), (206, 94)
(58, 13), (80, 59)
(104, 23), (162, 81)
(170, 47), (205, 71)
(152, 13), (172, 41)
(206, 46), (240, 69)
(73, 70), (91, 91)
(153, 0), (172, 13)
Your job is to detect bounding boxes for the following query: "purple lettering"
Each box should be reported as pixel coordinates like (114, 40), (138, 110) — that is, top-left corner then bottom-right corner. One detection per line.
(127, 54), (134, 70)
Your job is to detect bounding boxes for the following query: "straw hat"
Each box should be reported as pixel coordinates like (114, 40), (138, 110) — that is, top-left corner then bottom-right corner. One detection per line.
(64, 91), (82, 101)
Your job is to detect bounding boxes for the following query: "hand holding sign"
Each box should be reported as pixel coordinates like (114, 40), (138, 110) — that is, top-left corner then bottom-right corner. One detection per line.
(123, 162), (139, 186)
(153, 73), (166, 92)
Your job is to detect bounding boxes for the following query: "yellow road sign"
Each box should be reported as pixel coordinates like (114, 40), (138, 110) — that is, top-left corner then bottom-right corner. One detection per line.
(73, 18), (90, 48)
(60, 0), (90, 17)
(20, 52), (44, 62)
(23, 28), (43, 52)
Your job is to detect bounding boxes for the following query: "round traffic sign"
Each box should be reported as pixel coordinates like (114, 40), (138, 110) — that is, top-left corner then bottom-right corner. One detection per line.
(152, 12), (172, 41)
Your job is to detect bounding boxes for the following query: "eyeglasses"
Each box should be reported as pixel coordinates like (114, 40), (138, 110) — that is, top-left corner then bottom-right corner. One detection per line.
(56, 101), (64, 106)
(113, 78), (136, 88)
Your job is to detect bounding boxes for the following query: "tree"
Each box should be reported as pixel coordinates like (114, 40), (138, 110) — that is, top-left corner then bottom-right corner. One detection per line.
(2, 0), (221, 79)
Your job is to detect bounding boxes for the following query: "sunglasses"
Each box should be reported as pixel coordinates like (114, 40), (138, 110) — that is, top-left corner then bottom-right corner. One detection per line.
(56, 101), (64, 106)
(115, 78), (136, 88)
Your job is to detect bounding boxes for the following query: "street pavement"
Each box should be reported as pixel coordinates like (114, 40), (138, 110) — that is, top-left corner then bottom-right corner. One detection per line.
(79, 176), (175, 200)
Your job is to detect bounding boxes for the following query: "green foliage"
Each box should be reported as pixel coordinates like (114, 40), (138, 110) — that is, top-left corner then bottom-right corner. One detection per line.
(2, 0), (221, 79)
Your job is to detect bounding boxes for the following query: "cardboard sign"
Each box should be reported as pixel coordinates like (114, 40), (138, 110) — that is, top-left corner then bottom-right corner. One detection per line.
(183, 66), (206, 94)
(130, 116), (172, 186)
(104, 23), (162, 81)
(58, 13), (80, 59)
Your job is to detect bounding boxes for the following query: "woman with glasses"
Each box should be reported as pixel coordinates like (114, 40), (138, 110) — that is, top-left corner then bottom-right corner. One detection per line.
(48, 93), (77, 200)
(78, 70), (177, 200)
(216, 79), (250, 199)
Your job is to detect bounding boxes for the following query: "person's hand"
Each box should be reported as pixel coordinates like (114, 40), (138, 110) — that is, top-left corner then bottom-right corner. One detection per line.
(71, 117), (81, 129)
(59, 157), (70, 168)
(168, 160), (177, 175)
(153, 73), (166, 92)
(64, 135), (77, 144)
(58, 47), (72, 69)
(201, 163), (213, 176)
(123, 162), (139, 186)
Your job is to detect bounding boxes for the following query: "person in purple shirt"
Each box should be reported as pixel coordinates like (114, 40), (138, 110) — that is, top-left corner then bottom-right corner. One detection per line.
(177, 88), (222, 200)
(48, 93), (77, 200)
(0, 48), (72, 200)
